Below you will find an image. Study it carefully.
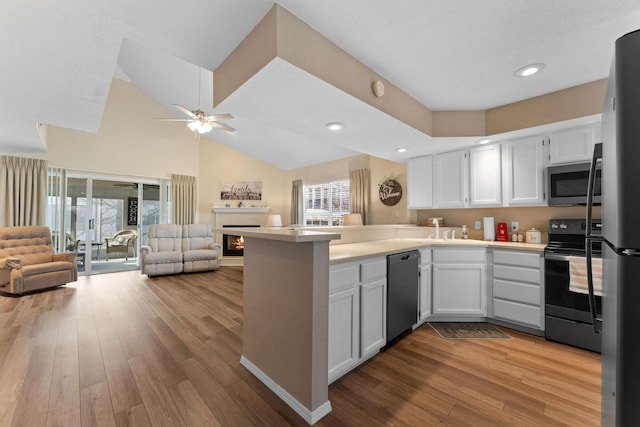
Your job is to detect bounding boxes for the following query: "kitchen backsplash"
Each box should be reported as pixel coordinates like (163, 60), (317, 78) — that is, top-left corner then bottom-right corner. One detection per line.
(416, 205), (602, 243)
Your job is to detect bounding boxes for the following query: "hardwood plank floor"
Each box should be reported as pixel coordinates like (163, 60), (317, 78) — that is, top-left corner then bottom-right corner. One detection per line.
(0, 268), (601, 426)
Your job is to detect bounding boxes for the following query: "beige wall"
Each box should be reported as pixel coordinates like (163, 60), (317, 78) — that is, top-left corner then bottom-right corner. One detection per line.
(417, 205), (602, 242)
(26, 78), (292, 225)
(290, 154), (417, 225)
(198, 140), (292, 226)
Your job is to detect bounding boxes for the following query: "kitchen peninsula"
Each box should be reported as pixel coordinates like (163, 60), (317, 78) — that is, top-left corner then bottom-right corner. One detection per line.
(224, 225), (545, 425)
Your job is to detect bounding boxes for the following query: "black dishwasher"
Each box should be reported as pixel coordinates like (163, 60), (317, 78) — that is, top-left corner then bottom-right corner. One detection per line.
(386, 250), (419, 344)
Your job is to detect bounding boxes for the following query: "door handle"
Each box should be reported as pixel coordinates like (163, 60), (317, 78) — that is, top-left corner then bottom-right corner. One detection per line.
(89, 219), (95, 230)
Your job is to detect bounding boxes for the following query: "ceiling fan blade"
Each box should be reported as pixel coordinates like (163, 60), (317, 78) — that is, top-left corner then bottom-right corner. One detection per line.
(206, 113), (233, 121)
(155, 118), (190, 121)
(210, 122), (236, 133)
(173, 104), (197, 119)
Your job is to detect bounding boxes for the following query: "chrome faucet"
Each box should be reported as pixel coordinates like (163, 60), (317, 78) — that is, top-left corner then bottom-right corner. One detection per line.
(433, 218), (440, 239)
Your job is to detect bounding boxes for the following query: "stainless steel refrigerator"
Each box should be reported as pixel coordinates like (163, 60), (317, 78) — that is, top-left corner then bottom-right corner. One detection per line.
(588, 28), (640, 426)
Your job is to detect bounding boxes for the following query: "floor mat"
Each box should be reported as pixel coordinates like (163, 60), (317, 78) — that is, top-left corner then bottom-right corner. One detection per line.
(429, 322), (511, 339)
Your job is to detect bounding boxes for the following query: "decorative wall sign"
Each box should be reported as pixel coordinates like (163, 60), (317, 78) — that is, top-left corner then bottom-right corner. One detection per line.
(378, 178), (402, 206)
(127, 197), (138, 225)
(221, 181), (263, 200)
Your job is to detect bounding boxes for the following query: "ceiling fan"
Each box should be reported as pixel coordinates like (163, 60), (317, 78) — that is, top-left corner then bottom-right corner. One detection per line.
(157, 104), (236, 134)
(156, 68), (236, 134)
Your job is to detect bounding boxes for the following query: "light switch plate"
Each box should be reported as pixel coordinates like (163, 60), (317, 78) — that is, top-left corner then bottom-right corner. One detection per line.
(511, 222), (519, 231)
(475, 221), (482, 230)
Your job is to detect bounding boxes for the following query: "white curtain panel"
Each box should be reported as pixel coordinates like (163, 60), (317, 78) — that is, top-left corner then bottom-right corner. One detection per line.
(171, 174), (197, 225)
(0, 155), (47, 227)
(349, 168), (370, 225)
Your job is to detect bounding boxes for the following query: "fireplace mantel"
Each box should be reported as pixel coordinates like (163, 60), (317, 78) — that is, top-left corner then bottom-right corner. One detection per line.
(212, 207), (270, 214)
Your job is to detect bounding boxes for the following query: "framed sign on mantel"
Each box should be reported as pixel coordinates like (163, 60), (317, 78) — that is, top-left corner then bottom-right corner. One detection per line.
(378, 178), (403, 206)
(220, 181), (262, 200)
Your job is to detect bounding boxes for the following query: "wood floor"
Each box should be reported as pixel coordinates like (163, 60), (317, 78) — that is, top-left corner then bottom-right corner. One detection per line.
(0, 268), (601, 426)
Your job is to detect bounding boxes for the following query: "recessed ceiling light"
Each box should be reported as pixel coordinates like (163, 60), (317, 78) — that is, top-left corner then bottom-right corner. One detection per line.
(396, 148), (407, 153)
(515, 63), (545, 77)
(325, 122), (344, 131)
(477, 139), (491, 145)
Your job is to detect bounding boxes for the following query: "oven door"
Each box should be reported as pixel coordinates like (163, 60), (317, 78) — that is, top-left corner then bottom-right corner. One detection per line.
(544, 252), (602, 352)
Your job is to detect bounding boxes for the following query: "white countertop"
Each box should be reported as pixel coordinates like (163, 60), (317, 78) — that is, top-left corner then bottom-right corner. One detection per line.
(217, 226), (341, 243)
(329, 238), (545, 264)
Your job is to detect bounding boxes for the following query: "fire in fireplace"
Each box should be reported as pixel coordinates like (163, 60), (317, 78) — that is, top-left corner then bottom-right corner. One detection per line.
(222, 225), (259, 257)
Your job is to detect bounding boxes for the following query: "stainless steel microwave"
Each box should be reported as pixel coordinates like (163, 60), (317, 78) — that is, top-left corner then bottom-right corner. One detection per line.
(547, 162), (602, 206)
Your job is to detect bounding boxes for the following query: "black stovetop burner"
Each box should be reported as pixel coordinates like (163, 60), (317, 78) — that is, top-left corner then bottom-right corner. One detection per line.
(545, 218), (602, 257)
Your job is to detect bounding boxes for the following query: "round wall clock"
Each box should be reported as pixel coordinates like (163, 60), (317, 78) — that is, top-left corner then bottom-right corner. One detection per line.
(379, 179), (402, 206)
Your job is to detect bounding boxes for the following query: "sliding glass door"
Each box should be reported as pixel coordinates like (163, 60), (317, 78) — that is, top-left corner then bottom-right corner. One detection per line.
(56, 173), (166, 275)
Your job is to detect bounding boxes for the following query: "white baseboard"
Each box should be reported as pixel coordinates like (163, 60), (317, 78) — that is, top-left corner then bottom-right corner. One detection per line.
(240, 356), (332, 425)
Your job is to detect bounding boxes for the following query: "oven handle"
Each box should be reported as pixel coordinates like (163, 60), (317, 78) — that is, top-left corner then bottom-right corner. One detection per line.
(585, 142), (603, 334)
(544, 253), (574, 262)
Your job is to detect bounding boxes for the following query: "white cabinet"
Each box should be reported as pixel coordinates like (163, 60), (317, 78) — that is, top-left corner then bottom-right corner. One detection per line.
(359, 258), (387, 359)
(407, 155), (433, 209)
(329, 256), (387, 383)
(491, 249), (544, 330)
(469, 144), (502, 207)
(504, 137), (546, 206)
(435, 150), (468, 208)
(431, 249), (486, 317)
(549, 125), (598, 165)
(328, 262), (359, 383)
(419, 249), (432, 323)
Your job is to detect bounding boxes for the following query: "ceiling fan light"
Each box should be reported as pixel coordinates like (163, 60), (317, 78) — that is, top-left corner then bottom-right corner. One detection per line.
(199, 123), (212, 134)
(187, 121), (200, 132)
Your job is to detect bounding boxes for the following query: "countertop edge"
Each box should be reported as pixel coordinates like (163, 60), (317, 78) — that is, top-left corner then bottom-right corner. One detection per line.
(329, 239), (545, 264)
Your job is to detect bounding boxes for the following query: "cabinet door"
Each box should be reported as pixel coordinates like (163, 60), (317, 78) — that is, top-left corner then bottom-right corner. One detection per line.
(328, 286), (359, 383)
(432, 264), (486, 315)
(360, 278), (386, 358)
(469, 144), (502, 206)
(435, 150), (468, 208)
(419, 264), (432, 323)
(505, 137), (546, 206)
(549, 125), (597, 165)
(407, 155), (433, 209)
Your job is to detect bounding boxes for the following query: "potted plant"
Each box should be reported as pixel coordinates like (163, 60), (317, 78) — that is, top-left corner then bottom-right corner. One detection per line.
(66, 241), (78, 252)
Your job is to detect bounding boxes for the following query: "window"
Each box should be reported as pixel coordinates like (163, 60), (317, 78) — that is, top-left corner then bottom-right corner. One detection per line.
(304, 179), (350, 226)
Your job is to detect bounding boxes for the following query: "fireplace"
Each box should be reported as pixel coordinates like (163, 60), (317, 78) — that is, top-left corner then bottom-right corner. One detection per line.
(222, 225), (259, 257)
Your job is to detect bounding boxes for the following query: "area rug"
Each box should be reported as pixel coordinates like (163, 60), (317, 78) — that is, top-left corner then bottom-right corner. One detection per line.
(429, 322), (511, 340)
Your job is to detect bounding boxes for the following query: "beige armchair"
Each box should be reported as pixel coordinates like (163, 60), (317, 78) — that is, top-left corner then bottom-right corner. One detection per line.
(104, 229), (137, 261)
(0, 226), (77, 295)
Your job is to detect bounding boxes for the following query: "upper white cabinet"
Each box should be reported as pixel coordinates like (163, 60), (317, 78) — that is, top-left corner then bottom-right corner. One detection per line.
(504, 137), (546, 206)
(435, 150), (468, 208)
(407, 155), (433, 209)
(469, 144), (502, 207)
(549, 124), (598, 165)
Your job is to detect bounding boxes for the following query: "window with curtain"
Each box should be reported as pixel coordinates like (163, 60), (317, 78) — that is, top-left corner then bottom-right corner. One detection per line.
(303, 179), (350, 226)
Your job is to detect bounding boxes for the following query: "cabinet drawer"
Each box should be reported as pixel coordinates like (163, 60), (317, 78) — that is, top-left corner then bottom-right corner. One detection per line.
(330, 263), (359, 292)
(493, 265), (540, 284)
(360, 258), (386, 282)
(493, 249), (541, 268)
(493, 279), (540, 306)
(493, 298), (541, 328)
(433, 249), (486, 264)
(420, 249), (432, 265)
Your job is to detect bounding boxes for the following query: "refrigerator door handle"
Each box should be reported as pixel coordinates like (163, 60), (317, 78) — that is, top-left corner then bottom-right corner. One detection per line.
(585, 142), (603, 334)
(585, 142), (602, 237)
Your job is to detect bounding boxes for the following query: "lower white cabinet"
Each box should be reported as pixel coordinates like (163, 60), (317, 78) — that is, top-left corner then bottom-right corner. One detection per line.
(360, 278), (386, 358)
(419, 249), (432, 323)
(328, 256), (387, 383)
(491, 249), (544, 330)
(431, 249), (487, 317)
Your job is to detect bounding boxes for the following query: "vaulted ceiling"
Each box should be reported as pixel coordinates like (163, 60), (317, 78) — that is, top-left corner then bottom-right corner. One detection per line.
(2, 0), (640, 168)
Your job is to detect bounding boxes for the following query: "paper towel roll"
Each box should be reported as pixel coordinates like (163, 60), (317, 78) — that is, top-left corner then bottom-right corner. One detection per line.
(484, 217), (495, 241)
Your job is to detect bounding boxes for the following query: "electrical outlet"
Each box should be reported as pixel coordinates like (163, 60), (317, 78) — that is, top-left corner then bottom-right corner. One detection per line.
(511, 222), (519, 231)
(475, 220), (482, 230)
